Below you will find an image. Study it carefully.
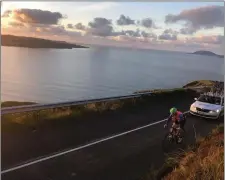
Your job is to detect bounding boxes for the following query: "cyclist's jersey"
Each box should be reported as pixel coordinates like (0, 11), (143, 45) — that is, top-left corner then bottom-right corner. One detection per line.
(166, 111), (185, 125)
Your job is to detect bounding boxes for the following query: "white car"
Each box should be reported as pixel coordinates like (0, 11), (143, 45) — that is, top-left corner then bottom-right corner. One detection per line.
(190, 94), (224, 119)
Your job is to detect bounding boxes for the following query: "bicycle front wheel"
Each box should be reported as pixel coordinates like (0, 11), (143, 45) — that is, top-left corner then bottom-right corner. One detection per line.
(162, 132), (174, 153)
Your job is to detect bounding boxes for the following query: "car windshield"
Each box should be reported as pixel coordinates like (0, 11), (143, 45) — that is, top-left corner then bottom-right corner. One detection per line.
(198, 95), (221, 105)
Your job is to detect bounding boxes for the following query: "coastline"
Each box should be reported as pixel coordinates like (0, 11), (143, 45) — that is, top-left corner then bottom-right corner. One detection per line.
(1, 80), (219, 107)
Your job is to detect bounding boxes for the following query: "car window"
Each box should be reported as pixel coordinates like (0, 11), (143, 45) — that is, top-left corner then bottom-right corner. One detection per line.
(198, 95), (221, 105)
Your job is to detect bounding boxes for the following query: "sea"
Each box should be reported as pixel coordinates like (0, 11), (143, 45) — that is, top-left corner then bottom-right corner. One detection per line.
(1, 46), (224, 103)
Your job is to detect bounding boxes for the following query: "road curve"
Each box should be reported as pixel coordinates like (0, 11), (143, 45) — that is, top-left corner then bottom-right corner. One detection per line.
(2, 91), (223, 180)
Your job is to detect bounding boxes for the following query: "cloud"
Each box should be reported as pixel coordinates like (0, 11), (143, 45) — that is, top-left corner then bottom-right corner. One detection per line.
(87, 17), (114, 37)
(116, 14), (135, 26)
(112, 29), (158, 44)
(32, 24), (82, 38)
(138, 18), (154, 28)
(163, 28), (178, 35)
(158, 29), (178, 40)
(2, 7), (222, 53)
(2, 10), (11, 18)
(159, 34), (177, 40)
(2, 8), (83, 39)
(180, 27), (196, 35)
(33, 24), (65, 34)
(2, 8), (65, 25)
(116, 29), (157, 40)
(186, 35), (224, 45)
(87, 26), (113, 37)
(74, 23), (86, 30)
(141, 31), (157, 39)
(67, 23), (74, 29)
(165, 5), (224, 34)
(47, 25), (66, 34)
(123, 29), (141, 37)
(89, 17), (112, 28)
(8, 21), (25, 27)
(66, 23), (86, 30)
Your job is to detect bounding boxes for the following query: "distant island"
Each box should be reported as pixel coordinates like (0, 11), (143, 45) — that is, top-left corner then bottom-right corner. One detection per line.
(191, 50), (224, 58)
(1, 35), (88, 49)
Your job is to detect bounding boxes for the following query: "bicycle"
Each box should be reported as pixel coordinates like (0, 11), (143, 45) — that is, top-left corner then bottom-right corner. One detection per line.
(162, 123), (184, 153)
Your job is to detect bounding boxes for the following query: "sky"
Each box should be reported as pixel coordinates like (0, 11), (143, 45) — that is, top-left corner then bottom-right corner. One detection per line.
(1, 1), (224, 54)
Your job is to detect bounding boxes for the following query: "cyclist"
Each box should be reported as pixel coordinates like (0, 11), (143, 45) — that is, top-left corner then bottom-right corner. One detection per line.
(164, 107), (186, 143)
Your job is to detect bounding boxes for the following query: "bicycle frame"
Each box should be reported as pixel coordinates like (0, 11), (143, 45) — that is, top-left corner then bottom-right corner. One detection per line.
(168, 124), (180, 142)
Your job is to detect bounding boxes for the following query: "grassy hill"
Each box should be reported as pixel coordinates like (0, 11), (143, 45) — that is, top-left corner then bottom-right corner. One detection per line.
(1, 34), (88, 49)
(191, 51), (224, 58)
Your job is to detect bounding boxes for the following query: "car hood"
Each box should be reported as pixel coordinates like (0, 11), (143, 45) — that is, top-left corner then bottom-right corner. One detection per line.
(193, 101), (222, 111)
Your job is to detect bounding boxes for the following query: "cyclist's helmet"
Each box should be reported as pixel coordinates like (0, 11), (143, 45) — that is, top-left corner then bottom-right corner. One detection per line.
(170, 107), (177, 115)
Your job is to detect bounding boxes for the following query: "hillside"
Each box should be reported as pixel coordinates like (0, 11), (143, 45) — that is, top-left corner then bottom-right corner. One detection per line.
(162, 124), (224, 180)
(1, 35), (88, 49)
(191, 50), (224, 58)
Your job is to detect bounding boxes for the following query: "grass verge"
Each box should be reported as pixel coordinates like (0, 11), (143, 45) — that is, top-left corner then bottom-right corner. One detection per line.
(135, 80), (220, 94)
(1, 88), (195, 129)
(183, 80), (216, 88)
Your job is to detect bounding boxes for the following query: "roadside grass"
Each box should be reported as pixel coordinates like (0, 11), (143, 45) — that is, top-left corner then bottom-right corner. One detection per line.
(2, 88), (194, 130)
(143, 124), (224, 180)
(135, 80), (219, 95)
(183, 80), (215, 88)
(134, 88), (184, 94)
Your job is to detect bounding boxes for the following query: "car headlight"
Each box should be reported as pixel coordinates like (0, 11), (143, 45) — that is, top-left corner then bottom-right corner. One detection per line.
(209, 109), (220, 113)
(190, 105), (196, 111)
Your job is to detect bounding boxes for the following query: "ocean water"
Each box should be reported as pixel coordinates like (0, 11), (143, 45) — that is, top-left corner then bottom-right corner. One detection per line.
(1, 46), (224, 103)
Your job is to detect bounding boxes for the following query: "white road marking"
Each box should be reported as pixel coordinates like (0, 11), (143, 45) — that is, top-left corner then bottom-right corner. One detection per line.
(1, 111), (189, 174)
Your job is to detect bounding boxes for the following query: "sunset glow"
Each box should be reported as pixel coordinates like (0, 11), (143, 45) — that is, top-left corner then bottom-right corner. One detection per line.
(1, 1), (223, 53)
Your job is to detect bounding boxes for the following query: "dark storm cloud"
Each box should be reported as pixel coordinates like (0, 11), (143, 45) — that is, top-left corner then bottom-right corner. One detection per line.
(116, 14), (135, 26)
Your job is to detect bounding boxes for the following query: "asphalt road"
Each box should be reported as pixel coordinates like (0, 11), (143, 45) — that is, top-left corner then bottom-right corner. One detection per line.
(1, 91), (223, 180)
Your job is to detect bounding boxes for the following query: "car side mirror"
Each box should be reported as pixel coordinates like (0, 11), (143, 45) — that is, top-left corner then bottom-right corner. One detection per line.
(194, 98), (197, 101)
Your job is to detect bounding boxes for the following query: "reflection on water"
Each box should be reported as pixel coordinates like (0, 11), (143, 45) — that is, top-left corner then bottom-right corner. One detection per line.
(1, 46), (224, 103)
